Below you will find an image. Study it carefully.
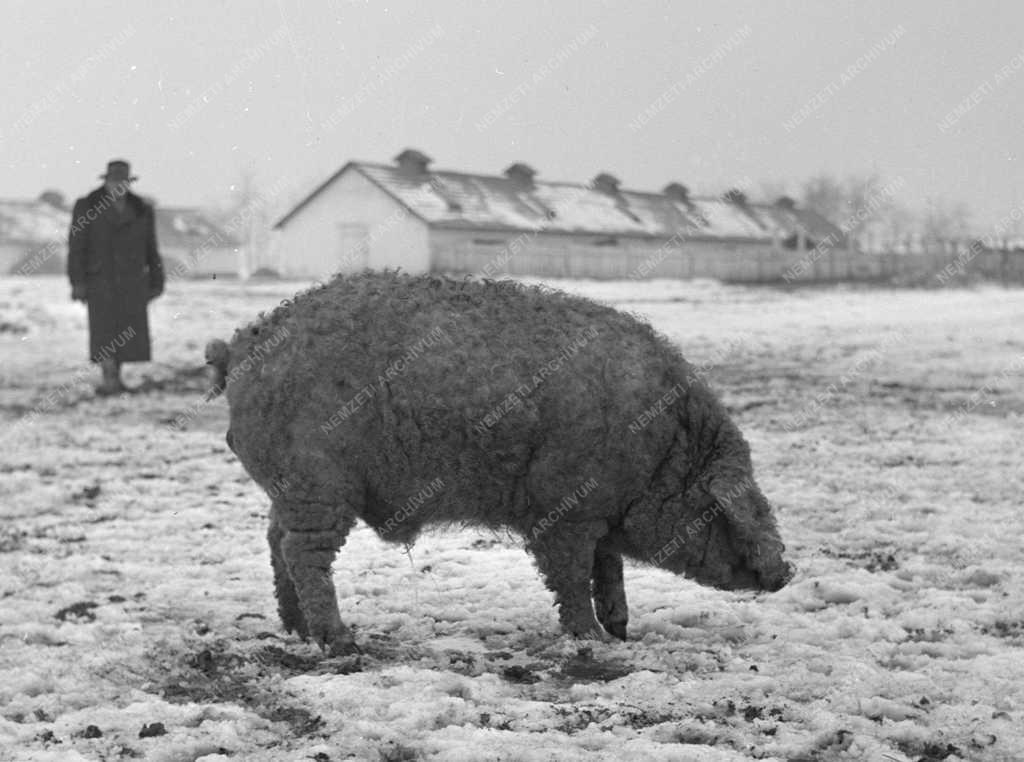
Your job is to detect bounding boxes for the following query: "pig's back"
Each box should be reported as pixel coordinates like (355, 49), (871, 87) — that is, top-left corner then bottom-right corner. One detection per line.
(225, 273), (716, 532)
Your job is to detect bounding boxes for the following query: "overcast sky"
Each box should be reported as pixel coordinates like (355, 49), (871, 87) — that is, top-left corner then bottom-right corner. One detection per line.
(2, 0), (1021, 231)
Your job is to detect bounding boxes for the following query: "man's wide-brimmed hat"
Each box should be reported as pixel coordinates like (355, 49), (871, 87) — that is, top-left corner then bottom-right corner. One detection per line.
(99, 159), (137, 182)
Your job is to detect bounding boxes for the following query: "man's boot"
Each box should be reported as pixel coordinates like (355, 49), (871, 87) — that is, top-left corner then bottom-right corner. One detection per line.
(96, 357), (125, 396)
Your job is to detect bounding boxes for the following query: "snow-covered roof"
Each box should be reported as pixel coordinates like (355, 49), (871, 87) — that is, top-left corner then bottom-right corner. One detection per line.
(0, 199), (69, 245)
(274, 154), (847, 246)
(155, 207), (241, 249)
(0, 198), (239, 250)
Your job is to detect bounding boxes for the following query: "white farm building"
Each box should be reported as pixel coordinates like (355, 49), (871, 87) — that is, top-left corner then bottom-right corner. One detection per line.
(271, 149), (852, 283)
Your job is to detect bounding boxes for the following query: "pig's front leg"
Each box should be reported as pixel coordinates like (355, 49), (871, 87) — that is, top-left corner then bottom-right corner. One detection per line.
(527, 520), (611, 641)
(274, 500), (358, 655)
(592, 536), (628, 640)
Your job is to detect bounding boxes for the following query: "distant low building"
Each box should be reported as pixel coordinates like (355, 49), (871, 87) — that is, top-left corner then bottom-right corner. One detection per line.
(156, 207), (244, 280)
(271, 148), (850, 281)
(0, 196), (242, 279)
(0, 197), (70, 275)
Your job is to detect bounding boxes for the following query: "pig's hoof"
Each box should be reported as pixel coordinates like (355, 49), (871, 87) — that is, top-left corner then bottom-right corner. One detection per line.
(596, 608), (628, 640)
(602, 620), (627, 641)
(569, 623), (614, 643)
(280, 611), (309, 640)
(313, 623), (360, 656)
(325, 633), (361, 657)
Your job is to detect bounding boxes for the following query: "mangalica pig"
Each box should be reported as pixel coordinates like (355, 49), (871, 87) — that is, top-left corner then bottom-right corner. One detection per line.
(206, 271), (793, 655)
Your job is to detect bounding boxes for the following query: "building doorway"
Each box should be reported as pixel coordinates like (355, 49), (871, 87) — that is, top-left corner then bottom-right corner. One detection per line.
(337, 223), (370, 273)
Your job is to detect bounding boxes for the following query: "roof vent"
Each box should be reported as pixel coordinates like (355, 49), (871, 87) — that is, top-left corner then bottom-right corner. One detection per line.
(592, 172), (621, 195)
(723, 188), (748, 206)
(504, 162), (537, 188)
(592, 172), (642, 223)
(663, 182), (690, 204)
(394, 148), (432, 175)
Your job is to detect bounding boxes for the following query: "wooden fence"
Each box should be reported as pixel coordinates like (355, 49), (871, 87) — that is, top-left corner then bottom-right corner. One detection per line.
(433, 238), (1024, 285)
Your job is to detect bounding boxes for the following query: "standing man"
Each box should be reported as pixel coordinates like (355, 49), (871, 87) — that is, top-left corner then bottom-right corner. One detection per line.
(68, 159), (164, 395)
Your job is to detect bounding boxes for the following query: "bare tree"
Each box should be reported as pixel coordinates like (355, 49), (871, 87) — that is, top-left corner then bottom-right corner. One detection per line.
(211, 163), (273, 278)
(872, 201), (917, 253)
(754, 179), (791, 205)
(800, 173), (848, 222)
(800, 172), (907, 251)
(787, 170), (982, 254)
(38, 189), (68, 209)
(922, 197), (973, 247)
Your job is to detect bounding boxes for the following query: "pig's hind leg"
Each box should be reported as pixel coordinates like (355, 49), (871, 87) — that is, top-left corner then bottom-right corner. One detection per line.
(268, 504), (307, 638)
(527, 520), (611, 641)
(273, 499), (359, 656)
(592, 537), (629, 640)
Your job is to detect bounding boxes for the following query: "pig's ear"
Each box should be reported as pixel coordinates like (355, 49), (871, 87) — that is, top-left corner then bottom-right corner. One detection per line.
(708, 477), (785, 565)
(205, 339), (229, 398)
(707, 476), (757, 538)
(707, 475), (751, 509)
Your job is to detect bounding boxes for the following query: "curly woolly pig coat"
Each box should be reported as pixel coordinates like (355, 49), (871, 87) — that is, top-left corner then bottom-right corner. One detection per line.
(209, 272), (793, 654)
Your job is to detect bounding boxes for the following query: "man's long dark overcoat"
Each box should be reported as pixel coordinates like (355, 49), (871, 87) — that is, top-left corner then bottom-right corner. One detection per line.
(67, 187), (164, 363)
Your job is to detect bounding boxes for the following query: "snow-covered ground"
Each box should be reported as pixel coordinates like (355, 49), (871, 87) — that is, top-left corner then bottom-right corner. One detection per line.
(1, 275), (1023, 761)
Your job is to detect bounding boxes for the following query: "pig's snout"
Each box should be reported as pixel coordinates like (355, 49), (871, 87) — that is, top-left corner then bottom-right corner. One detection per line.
(752, 560), (795, 593)
(725, 559), (794, 593)
(771, 561), (797, 590)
